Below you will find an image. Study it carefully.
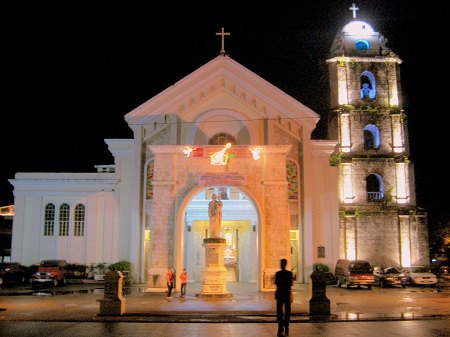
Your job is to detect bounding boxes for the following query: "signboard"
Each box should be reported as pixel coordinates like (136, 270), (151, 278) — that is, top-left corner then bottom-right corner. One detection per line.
(193, 148), (204, 157)
(318, 245), (325, 258)
(203, 284), (222, 293)
(198, 173), (247, 186)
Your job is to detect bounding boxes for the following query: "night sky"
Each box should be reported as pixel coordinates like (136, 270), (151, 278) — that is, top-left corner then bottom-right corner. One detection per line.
(2, 2), (448, 228)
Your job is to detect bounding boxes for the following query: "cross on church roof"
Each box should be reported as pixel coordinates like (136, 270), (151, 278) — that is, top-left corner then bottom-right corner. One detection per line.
(349, 3), (359, 18)
(216, 27), (230, 55)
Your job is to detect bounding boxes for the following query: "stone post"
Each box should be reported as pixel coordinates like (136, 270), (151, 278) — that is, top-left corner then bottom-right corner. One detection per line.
(97, 270), (126, 316)
(309, 270), (331, 316)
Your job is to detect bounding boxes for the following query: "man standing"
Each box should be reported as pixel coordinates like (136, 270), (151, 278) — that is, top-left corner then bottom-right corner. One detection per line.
(275, 258), (293, 336)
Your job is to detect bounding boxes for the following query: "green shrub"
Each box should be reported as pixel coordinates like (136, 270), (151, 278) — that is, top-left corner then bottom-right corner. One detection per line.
(313, 262), (330, 272)
(108, 261), (131, 271)
(66, 263), (88, 278)
(108, 261), (133, 295)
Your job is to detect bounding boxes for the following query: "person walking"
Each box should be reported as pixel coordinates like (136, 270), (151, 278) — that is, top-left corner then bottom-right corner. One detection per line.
(275, 258), (293, 336)
(179, 268), (188, 298)
(166, 267), (174, 300)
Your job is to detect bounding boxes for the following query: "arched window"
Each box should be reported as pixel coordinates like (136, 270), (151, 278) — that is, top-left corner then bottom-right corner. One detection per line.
(44, 203), (55, 236)
(363, 124), (380, 150)
(360, 72), (376, 99)
(366, 174), (384, 202)
(146, 160), (154, 200)
(355, 39), (370, 51)
(74, 204), (85, 236)
(286, 160), (299, 200)
(59, 203), (70, 236)
(208, 133), (237, 145)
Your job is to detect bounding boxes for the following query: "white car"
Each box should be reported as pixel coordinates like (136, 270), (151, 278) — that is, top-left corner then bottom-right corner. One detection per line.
(402, 266), (438, 287)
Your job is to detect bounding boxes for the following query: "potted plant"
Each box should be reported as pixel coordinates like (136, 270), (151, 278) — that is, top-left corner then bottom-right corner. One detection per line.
(312, 263), (336, 285)
(108, 261), (133, 294)
(92, 263), (106, 281)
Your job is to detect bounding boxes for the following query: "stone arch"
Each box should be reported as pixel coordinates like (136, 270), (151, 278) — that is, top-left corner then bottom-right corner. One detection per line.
(366, 173), (385, 202)
(175, 185), (263, 290)
(187, 109), (255, 145)
(363, 124), (380, 149)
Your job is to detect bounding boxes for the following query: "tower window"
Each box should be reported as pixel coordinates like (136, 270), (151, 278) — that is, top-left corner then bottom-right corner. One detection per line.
(360, 72), (376, 99)
(355, 39), (369, 51)
(366, 174), (384, 202)
(363, 124), (380, 150)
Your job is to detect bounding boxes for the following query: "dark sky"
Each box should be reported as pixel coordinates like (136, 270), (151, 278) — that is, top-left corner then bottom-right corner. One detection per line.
(2, 2), (448, 226)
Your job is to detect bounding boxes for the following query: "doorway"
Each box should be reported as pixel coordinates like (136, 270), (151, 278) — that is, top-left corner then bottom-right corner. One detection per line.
(182, 187), (258, 285)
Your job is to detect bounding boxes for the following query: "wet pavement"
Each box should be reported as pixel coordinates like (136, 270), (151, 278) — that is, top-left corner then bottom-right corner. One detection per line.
(1, 278), (450, 336)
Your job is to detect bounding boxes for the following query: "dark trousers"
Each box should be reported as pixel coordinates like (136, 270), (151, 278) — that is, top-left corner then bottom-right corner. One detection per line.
(181, 283), (187, 296)
(167, 283), (173, 297)
(276, 299), (291, 332)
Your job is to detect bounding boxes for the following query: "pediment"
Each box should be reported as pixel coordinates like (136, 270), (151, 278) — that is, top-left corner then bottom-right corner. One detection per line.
(124, 54), (319, 138)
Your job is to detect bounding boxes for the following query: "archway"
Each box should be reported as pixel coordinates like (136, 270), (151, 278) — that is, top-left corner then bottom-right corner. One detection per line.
(176, 186), (260, 290)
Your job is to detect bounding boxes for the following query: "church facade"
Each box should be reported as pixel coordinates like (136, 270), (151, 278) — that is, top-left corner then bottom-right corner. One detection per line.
(9, 8), (428, 291)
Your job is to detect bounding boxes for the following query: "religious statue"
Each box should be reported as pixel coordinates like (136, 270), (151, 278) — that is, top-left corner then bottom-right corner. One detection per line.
(361, 83), (370, 98)
(208, 194), (223, 237)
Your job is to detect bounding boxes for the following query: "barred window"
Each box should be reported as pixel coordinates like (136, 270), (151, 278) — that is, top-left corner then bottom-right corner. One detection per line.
(366, 174), (384, 202)
(44, 203), (55, 236)
(73, 204), (85, 236)
(59, 203), (70, 236)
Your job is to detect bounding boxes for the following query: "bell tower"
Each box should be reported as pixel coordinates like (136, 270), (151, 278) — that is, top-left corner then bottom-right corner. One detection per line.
(326, 5), (429, 267)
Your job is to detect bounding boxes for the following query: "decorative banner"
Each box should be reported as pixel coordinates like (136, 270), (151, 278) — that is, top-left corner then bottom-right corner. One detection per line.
(204, 148), (248, 158)
(193, 148), (204, 157)
(192, 148), (249, 158)
(198, 173), (247, 186)
(210, 143), (231, 165)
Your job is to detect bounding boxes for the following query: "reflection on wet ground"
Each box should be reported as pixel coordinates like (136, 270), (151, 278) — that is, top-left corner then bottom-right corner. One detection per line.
(1, 278), (450, 323)
(1, 277), (450, 298)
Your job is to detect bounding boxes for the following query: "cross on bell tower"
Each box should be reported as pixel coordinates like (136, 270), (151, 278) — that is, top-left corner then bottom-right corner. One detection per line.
(349, 3), (359, 18)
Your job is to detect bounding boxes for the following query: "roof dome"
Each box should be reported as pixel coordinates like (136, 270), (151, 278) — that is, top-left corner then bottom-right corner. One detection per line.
(329, 12), (394, 57)
(342, 20), (375, 35)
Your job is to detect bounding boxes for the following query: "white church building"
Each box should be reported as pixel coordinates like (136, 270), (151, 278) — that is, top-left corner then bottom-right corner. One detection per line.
(9, 7), (428, 291)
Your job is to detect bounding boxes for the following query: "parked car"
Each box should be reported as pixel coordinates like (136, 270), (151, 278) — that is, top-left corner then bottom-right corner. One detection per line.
(402, 266), (438, 287)
(373, 266), (407, 288)
(0, 262), (26, 286)
(31, 259), (68, 288)
(334, 259), (374, 289)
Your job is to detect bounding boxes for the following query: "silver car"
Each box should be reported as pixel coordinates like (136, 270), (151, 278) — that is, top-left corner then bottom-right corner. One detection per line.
(402, 266), (438, 287)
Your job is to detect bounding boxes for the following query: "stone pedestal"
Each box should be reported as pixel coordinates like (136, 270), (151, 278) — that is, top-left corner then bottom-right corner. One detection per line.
(97, 270), (126, 316)
(198, 238), (232, 298)
(145, 267), (167, 292)
(309, 270), (330, 316)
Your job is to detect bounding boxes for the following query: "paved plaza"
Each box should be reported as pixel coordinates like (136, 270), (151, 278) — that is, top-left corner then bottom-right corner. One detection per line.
(1, 279), (450, 336)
